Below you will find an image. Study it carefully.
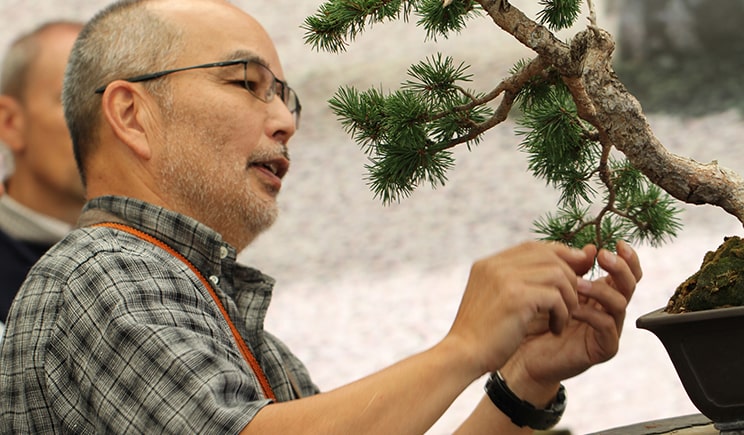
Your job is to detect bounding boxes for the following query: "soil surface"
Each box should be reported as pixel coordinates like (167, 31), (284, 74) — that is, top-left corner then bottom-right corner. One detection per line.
(667, 236), (744, 313)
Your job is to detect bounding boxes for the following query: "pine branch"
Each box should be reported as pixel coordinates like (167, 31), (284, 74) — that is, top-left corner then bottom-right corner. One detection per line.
(305, 0), (744, 251)
(477, 0), (744, 225)
(437, 56), (551, 151)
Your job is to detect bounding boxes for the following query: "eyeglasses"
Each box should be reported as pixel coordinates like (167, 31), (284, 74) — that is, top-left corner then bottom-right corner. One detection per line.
(94, 59), (301, 128)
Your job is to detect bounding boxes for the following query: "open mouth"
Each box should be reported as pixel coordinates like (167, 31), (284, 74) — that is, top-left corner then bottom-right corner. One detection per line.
(252, 158), (289, 179)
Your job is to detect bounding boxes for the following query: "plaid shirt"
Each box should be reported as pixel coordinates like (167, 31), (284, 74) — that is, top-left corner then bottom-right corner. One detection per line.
(0, 196), (318, 434)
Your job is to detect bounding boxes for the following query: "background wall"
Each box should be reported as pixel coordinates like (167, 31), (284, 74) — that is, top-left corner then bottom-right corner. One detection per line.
(2, 1), (743, 433)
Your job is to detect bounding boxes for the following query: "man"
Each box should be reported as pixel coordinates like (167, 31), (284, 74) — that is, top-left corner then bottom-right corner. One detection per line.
(0, 21), (86, 323)
(0, 151), (5, 194)
(0, 1), (642, 434)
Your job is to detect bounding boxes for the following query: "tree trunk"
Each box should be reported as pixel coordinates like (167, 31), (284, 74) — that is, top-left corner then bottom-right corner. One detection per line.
(477, 0), (744, 224)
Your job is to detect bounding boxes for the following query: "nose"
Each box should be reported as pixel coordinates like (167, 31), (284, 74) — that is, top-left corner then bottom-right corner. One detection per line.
(267, 98), (297, 143)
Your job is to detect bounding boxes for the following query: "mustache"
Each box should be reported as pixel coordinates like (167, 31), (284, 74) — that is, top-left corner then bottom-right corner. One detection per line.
(248, 143), (290, 164)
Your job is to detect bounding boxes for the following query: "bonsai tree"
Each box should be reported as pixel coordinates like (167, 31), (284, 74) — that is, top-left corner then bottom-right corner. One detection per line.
(302, 0), (744, 311)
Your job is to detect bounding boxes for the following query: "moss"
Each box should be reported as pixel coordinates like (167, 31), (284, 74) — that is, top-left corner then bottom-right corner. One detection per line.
(666, 236), (744, 313)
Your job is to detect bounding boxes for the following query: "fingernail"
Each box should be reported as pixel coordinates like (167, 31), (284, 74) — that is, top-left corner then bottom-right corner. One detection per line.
(602, 249), (617, 265)
(571, 247), (586, 258)
(616, 240), (628, 258)
(577, 278), (592, 293)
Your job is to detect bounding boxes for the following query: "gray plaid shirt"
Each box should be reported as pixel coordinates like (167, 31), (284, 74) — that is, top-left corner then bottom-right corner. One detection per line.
(0, 196), (318, 434)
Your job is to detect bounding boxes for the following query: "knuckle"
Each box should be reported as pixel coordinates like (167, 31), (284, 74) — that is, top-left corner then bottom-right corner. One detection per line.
(549, 264), (568, 283)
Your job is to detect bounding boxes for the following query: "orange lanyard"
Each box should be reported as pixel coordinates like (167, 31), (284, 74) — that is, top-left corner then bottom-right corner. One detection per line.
(93, 222), (276, 401)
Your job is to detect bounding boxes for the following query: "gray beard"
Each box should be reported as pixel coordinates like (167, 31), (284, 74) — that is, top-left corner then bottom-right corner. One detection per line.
(156, 124), (278, 249)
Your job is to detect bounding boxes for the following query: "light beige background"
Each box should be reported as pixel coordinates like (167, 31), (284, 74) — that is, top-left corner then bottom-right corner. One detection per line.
(2, 1), (742, 433)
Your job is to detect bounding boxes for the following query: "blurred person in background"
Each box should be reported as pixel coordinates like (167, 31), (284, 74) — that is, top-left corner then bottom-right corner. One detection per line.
(0, 150), (6, 194)
(0, 21), (85, 324)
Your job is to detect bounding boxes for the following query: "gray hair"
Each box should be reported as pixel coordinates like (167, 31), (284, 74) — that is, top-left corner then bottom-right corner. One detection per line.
(62, 0), (183, 186)
(1, 21), (84, 101)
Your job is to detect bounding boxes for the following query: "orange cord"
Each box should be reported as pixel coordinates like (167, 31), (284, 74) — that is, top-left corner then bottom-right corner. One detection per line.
(93, 222), (276, 401)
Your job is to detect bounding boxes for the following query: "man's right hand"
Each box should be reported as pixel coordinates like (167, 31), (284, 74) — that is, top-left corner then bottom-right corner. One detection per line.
(445, 241), (592, 377)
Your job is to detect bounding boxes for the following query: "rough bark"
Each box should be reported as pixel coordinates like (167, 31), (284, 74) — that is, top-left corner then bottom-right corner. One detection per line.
(477, 0), (744, 226)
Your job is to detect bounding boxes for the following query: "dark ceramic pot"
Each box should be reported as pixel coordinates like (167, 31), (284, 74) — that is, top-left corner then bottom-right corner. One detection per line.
(637, 306), (744, 429)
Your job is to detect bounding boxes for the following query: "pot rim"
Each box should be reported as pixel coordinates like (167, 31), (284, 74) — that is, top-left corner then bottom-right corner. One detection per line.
(637, 305), (744, 329)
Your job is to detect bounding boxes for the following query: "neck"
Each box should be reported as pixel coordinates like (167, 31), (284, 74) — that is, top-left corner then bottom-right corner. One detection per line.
(6, 179), (85, 226)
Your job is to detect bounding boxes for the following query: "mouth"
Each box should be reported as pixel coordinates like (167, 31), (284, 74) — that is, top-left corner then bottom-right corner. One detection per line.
(247, 143), (291, 193)
(256, 158), (288, 178)
(250, 155), (290, 182)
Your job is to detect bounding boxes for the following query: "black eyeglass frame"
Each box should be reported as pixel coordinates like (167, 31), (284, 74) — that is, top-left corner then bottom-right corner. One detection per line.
(93, 59), (301, 127)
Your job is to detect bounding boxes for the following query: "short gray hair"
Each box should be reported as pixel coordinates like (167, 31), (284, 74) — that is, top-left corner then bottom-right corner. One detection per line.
(1, 21), (84, 101)
(62, 0), (183, 186)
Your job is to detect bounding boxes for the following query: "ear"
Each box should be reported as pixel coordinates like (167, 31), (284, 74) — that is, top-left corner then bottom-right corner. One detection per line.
(0, 95), (25, 152)
(99, 81), (156, 161)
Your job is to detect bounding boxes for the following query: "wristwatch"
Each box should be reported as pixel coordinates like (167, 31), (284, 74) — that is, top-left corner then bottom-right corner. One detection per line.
(484, 371), (566, 430)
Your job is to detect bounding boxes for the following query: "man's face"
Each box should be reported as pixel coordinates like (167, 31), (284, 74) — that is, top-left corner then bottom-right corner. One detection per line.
(149, 1), (297, 248)
(17, 27), (84, 203)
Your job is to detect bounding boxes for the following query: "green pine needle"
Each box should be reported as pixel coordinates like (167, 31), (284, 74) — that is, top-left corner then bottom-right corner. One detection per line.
(403, 54), (473, 106)
(328, 86), (387, 154)
(367, 144), (454, 204)
(517, 84), (598, 203)
(416, 0), (483, 41)
(302, 0), (411, 53)
(536, 0), (582, 31)
(305, 0), (685, 251)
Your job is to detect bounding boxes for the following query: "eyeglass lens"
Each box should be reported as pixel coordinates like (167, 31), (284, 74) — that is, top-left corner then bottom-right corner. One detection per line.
(245, 62), (300, 126)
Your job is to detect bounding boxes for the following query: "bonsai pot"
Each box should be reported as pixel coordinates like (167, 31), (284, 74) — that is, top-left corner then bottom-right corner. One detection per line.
(637, 306), (744, 431)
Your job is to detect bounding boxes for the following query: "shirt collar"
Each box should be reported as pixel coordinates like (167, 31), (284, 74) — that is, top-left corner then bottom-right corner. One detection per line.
(76, 195), (275, 294)
(0, 195), (73, 244)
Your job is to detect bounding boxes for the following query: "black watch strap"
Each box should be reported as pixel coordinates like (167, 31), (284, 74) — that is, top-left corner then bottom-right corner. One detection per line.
(484, 371), (566, 430)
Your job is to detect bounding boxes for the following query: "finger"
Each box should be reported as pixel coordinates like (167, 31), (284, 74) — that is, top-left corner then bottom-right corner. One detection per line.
(532, 284), (572, 335)
(583, 244), (598, 259)
(571, 305), (621, 361)
(577, 278), (628, 320)
(548, 305), (569, 335)
(596, 248), (636, 302)
(551, 243), (594, 276)
(616, 240), (643, 281)
(525, 263), (581, 314)
(514, 280), (572, 336)
(574, 244), (598, 276)
(526, 312), (551, 336)
(541, 243), (594, 312)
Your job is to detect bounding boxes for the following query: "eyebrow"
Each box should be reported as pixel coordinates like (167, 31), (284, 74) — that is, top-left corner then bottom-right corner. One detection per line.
(221, 49), (289, 83)
(223, 49), (269, 68)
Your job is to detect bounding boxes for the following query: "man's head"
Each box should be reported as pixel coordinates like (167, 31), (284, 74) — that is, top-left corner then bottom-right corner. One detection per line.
(63, 0), (299, 249)
(0, 21), (85, 225)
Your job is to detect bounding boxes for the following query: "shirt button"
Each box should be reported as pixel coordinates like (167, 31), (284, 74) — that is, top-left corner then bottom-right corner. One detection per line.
(219, 246), (229, 259)
(209, 275), (220, 285)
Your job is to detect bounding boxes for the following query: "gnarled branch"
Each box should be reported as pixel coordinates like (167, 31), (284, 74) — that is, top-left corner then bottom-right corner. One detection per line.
(477, 0), (744, 225)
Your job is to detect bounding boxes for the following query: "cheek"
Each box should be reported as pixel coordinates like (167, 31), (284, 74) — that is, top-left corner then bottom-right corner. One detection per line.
(164, 95), (265, 166)
(20, 108), (77, 173)
(213, 101), (266, 145)
(25, 125), (75, 164)
(205, 128), (260, 168)
(24, 102), (71, 143)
